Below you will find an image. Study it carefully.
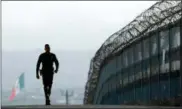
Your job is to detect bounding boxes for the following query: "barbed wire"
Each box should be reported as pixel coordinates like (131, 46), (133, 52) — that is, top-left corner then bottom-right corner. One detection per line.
(84, 1), (181, 104)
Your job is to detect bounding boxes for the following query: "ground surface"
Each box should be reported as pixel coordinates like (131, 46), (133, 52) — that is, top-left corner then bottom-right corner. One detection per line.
(2, 105), (182, 109)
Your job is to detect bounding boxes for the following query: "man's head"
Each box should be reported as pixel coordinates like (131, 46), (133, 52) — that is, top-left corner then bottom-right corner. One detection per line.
(44, 44), (50, 53)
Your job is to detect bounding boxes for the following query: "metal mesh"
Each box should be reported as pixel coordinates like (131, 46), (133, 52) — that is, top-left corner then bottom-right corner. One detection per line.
(84, 1), (181, 104)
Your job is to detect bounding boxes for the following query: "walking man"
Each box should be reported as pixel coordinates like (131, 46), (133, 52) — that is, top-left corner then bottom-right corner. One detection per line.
(36, 44), (59, 105)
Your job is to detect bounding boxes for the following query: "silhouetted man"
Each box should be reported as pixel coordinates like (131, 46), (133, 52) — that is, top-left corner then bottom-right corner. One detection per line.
(36, 44), (59, 105)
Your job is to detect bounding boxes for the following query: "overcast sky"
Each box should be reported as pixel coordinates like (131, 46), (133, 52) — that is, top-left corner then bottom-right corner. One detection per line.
(2, 1), (157, 51)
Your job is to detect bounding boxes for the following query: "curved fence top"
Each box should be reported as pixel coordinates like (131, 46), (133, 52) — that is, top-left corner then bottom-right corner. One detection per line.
(84, 1), (181, 104)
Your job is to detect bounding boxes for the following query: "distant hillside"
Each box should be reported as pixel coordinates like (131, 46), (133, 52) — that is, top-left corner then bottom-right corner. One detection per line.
(2, 50), (96, 91)
(2, 87), (84, 105)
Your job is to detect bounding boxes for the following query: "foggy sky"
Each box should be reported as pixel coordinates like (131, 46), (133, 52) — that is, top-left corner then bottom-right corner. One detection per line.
(2, 1), (156, 51)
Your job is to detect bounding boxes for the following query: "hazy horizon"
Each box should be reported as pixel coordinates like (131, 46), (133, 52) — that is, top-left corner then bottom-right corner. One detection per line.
(2, 50), (96, 91)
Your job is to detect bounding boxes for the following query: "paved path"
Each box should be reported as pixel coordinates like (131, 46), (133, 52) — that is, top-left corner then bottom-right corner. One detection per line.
(2, 105), (182, 109)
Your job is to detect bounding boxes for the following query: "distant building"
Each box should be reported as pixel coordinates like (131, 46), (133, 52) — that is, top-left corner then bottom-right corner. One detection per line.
(84, 1), (182, 105)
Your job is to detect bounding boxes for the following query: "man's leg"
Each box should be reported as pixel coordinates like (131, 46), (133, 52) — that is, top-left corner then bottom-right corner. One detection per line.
(47, 84), (52, 96)
(42, 75), (50, 105)
(43, 85), (49, 99)
(47, 74), (53, 96)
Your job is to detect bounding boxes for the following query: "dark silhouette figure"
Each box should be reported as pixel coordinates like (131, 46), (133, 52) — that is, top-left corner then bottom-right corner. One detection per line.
(36, 44), (59, 105)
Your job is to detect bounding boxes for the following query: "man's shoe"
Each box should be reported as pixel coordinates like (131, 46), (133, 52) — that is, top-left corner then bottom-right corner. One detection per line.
(46, 100), (51, 105)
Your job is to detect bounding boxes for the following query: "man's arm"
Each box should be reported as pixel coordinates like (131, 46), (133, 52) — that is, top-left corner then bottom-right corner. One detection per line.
(36, 54), (42, 76)
(54, 54), (59, 73)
